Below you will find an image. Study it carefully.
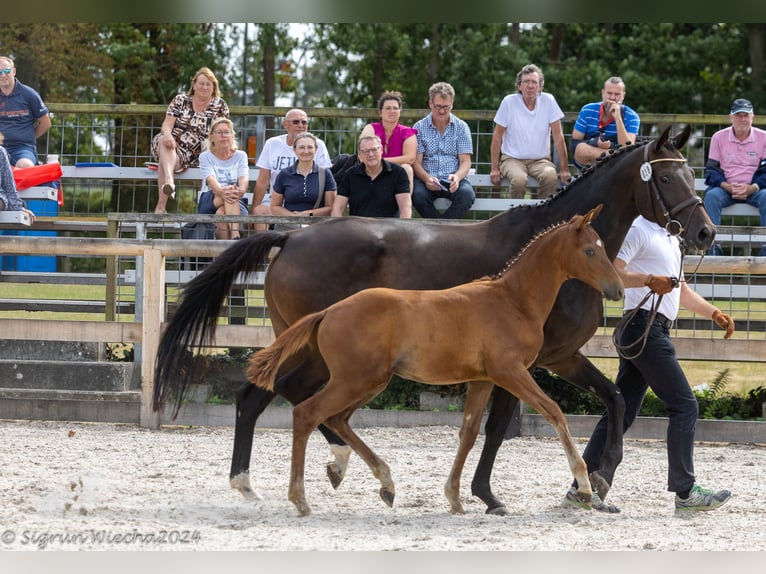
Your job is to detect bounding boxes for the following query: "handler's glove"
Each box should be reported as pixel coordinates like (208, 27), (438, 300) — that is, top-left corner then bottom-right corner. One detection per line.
(644, 274), (678, 295)
(712, 309), (735, 340)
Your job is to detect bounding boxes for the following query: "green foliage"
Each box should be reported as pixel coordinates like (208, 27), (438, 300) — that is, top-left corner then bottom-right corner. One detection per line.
(530, 367), (764, 420)
(365, 375), (428, 411)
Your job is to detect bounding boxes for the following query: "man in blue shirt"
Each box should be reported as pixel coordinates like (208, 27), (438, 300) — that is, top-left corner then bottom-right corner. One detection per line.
(411, 82), (475, 219)
(570, 76), (640, 170)
(0, 55), (51, 168)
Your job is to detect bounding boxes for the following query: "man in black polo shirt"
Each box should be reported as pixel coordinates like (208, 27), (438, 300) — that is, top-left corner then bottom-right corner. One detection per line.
(332, 135), (411, 218)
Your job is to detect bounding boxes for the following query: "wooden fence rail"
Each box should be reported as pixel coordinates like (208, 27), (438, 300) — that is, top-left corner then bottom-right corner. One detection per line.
(1, 233), (765, 429)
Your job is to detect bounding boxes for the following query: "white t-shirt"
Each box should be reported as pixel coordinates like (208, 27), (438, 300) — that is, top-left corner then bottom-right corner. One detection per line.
(199, 149), (249, 192)
(618, 216), (682, 320)
(493, 92), (564, 160)
(256, 134), (332, 204)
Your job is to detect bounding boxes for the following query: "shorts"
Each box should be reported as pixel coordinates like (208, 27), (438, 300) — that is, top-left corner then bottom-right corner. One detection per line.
(150, 133), (199, 169)
(198, 190), (248, 215)
(4, 143), (38, 166)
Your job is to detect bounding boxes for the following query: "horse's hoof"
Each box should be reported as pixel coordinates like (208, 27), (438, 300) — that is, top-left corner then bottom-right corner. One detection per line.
(379, 487), (395, 508)
(292, 500), (312, 517)
(326, 463), (344, 490)
(485, 505), (510, 516)
(589, 471), (611, 500)
(326, 444), (352, 490)
(449, 501), (466, 515)
(230, 473), (264, 501)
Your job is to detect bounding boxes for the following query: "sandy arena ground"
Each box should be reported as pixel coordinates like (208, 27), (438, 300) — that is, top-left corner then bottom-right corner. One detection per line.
(0, 419), (764, 553)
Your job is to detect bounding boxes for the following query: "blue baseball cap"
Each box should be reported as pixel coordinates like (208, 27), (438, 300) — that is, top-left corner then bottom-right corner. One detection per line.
(730, 98), (753, 114)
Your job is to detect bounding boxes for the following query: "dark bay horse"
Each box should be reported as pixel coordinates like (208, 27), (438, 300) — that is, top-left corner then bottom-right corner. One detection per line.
(153, 125), (715, 514)
(248, 207), (624, 516)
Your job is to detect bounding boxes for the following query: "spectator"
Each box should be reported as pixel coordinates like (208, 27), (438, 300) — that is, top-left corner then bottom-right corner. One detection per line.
(359, 90), (417, 192)
(0, 55), (51, 168)
(250, 108), (331, 231)
(151, 67), (229, 214)
(0, 132), (35, 221)
(270, 132), (336, 226)
(703, 98), (766, 257)
(198, 118), (249, 240)
(489, 63), (570, 199)
(332, 135), (411, 218)
(570, 76), (640, 170)
(567, 215), (734, 513)
(411, 82), (475, 219)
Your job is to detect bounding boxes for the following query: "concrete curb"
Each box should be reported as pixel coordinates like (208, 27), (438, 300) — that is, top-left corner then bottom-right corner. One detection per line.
(162, 403), (766, 445)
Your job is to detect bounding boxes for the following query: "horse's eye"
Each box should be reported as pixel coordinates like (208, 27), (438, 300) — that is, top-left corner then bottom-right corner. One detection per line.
(585, 248), (595, 257)
(660, 176), (670, 184)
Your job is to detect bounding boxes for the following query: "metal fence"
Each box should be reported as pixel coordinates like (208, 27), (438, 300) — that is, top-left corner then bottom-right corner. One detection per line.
(3, 103), (762, 345)
(41, 103), (759, 216)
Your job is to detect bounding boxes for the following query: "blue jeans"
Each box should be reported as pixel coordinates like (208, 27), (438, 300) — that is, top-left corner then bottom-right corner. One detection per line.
(579, 311), (698, 494)
(412, 178), (475, 219)
(703, 186), (766, 226)
(4, 143), (38, 166)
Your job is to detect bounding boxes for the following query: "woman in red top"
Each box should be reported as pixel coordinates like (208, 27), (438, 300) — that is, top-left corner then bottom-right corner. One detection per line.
(360, 91), (417, 191)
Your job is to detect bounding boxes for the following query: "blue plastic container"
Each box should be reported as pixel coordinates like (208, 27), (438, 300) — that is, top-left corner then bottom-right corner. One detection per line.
(13, 195), (59, 272)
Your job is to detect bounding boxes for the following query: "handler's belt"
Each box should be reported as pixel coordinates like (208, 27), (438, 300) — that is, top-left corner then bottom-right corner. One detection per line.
(625, 308), (673, 330)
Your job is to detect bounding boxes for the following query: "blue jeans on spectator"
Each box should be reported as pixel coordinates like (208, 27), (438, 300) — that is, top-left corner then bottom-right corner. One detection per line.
(578, 311), (698, 494)
(412, 177), (475, 219)
(704, 186), (766, 256)
(5, 143), (38, 166)
(703, 186), (766, 226)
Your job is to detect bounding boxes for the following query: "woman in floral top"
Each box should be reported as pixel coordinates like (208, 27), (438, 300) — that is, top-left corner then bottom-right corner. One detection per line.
(152, 67), (230, 214)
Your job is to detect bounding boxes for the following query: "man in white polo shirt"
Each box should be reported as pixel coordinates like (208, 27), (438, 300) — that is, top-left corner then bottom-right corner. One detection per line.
(250, 108), (331, 231)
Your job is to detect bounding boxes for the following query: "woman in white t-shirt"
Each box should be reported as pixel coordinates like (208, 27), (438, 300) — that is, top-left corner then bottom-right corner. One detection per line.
(198, 118), (249, 239)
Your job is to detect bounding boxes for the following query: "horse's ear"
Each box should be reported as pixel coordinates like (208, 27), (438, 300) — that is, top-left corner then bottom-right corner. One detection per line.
(580, 203), (603, 228)
(671, 124), (692, 150)
(654, 126), (672, 152)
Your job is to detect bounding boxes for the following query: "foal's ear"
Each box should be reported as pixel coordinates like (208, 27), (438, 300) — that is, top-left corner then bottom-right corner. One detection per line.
(579, 203), (603, 228)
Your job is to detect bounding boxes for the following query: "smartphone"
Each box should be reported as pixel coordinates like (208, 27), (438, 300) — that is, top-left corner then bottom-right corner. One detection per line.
(438, 179), (451, 191)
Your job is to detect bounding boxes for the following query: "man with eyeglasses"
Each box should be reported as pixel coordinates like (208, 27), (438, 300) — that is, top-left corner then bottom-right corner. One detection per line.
(570, 76), (640, 170)
(0, 55), (51, 168)
(411, 82), (475, 219)
(251, 108), (331, 230)
(332, 135), (411, 219)
(490, 63), (570, 199)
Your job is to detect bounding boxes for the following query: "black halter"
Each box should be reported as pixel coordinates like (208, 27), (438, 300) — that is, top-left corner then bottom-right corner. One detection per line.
(639, 143), (703, 237)
(614, 144), (698, 360)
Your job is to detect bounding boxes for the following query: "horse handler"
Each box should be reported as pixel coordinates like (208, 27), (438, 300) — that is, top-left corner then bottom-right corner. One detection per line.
(567, 215), (735, 513)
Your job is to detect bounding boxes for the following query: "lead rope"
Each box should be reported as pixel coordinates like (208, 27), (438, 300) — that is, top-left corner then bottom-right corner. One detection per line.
(614, 155), (690, 359)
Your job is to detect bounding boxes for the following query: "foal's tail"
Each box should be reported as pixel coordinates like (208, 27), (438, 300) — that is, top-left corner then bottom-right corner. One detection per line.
(153, 231), (289, 418)
(246, 310), (327, 392)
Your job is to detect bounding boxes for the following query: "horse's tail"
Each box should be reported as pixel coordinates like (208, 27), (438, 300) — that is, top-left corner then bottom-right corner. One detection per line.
(246, 310), (327, 392)
(153, 230), (289, 418)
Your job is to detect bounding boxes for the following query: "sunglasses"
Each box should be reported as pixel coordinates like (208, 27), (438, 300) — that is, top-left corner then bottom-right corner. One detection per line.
(0, 68), (13, 75)
(289, 119), (309, 125)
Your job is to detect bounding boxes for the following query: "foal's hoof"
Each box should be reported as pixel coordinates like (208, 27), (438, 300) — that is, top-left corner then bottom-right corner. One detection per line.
(230, 473), (264, 501)
(485, 505), (510, 516)
(292, 500), (312, 517)
(379, 487), (395, 508)
(448, 500), (466, 515)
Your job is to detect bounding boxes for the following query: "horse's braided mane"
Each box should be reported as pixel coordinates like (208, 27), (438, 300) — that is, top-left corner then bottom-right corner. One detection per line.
(478, 131), (677, 282)
(481, 219), (568, 282)
(501, 136), (653, 215)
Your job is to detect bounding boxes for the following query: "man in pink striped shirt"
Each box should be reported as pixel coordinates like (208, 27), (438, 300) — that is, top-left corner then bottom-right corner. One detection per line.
(703, 98), (766, 256)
